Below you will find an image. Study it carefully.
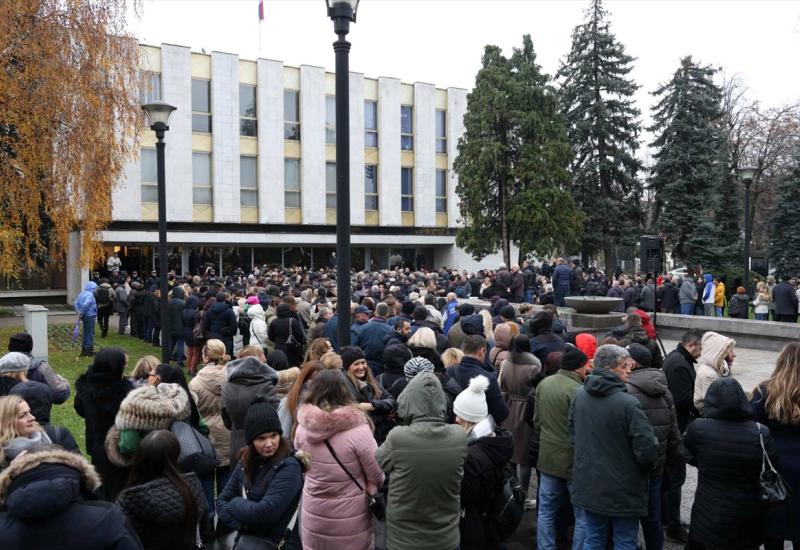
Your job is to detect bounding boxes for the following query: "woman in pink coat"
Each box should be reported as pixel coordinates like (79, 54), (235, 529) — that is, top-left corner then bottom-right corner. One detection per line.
(294, 369), (384, 550)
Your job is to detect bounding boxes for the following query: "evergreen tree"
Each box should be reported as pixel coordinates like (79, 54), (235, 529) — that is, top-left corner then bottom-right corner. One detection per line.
(768, 151), (800, 278)
(557, 0), (643, 272)
(648, 57), (727, 264)
(454, 35), (582, 266)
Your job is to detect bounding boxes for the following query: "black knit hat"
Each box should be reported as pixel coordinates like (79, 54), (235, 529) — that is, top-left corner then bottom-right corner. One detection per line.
(340, 346), (366, 371)
(244, 398), (282, 443)
(561, 345), (588, 371)
(626, 343), (652, 368)
(8, 333), (33, 353)
(401, 301), (416, 316)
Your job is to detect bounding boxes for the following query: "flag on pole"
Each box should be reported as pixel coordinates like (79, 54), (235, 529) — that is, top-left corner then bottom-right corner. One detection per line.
(258, 0), (264, 21)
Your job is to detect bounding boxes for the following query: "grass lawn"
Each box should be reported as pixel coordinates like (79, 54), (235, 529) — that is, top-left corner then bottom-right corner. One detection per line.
(0, 324), (165, 455)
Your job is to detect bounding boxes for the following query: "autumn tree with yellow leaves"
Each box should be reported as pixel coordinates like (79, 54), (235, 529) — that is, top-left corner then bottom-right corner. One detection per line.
(0, 0), (141, 280)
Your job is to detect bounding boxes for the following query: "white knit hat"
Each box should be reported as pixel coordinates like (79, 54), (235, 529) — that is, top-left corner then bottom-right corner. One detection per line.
(453, 375), (490, 423)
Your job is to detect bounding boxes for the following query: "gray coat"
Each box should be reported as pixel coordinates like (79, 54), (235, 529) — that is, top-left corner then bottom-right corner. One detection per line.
(626, 368), (681, 475)
(679, 279), (698, 305)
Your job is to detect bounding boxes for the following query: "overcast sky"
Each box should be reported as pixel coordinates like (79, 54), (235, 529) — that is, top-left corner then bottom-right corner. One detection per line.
(129, 0), (800, 150)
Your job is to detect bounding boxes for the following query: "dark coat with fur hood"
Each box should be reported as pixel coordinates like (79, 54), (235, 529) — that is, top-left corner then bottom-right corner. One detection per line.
(0, 448), (141, 549)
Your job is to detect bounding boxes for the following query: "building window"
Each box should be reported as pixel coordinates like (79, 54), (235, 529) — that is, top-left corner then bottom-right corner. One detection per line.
(436, 110), (447, 154)
(401, 167), (413, 211)
(326, 95), (336, 145)
(139, 72), (161, 103)
(365, 100), (378, 148)
(240, 156), (258, 207)
(365, 164), (378, 211)
(400, 105), (413, 150)
(141, 149), (157, 203)
(240, 84), (257, 137)
(192, 152), (212, 205)
(284, 158), (300, 207)
(326, 162), (336, 209)
(436, 169), (447, 213)
(284, 90), (300, 140)
(191, 79), (211, 133)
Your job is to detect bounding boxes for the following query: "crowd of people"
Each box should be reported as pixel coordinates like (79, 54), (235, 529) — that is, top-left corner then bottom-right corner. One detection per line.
(1, 254), (799, 549)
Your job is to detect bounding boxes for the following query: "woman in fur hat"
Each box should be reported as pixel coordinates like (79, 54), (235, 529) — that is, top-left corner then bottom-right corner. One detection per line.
(217, 398), (308, 550)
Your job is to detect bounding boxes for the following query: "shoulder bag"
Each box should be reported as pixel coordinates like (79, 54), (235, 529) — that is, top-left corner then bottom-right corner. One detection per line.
(756, 423), (791, 508)
(170, 420), (217, 475)
(324, 439), (386, 521)
(284, 318), (303, 356)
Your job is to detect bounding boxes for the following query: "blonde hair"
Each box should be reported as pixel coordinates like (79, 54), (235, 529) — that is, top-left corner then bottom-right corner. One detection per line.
(0, 395), (42, 465)
(441, 348), (463, 369)
(1, 371), (27, 383)
(131, 355), (159, 381)
(305, 338), (332, 363)
(203, 339), (230, 365)
(320, 351), (343, 370)
(408, 327), (437, 350)
(479, 310), (494, 341)
(752, 342), (800, 425)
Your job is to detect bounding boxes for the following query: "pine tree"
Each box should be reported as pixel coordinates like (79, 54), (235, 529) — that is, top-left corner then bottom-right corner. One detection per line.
(768, 151), (800, 278)
(557, 0), (643, 272)
(648, 57), (727, 264)
(454, 35), (583, 266)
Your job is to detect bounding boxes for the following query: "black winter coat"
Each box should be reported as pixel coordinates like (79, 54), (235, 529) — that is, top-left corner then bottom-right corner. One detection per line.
(617, 327), (663, 369)
(683, 378), (777, 549)
(74, 372), (133, 500)
(626, 368), (681, 475)
(773, 281), (799, 316)
(117, 473), (209, 550)
(268, 306), (306, 367)
(181, 297), (201, 346)
(166, 287), (185, 338)
(459, 427), (514, 550)
(343, 375), (396, 444)
(0, 449), (141, 550)
(204, 301), (237, 339)
(658, 283), (679, 311)
(448, 357), (509, 424)
(662, 344), (698, 432)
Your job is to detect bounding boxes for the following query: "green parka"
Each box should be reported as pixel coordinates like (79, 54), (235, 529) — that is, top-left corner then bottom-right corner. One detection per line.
(533, 369), (583, 480)
(376, 372), (467, 550)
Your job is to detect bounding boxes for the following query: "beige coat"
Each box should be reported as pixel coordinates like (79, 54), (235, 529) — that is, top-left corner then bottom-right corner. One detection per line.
(189, 363), (231, 466)
(693, 331), (736, 414)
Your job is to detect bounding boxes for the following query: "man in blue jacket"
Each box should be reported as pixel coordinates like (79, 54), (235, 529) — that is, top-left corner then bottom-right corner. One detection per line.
(74, 281), (98, 357)
(551, 258), (573, 307)
(446, 335), (509, 423)
(353, 303), (395, 376)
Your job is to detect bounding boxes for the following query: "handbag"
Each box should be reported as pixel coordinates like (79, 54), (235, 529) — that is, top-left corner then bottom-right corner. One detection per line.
(170, 420), (217, 475)
(756, 423), (791, 508)
(284, 318), (303, 355)
(233, 476), (301, 550)
(324, 440), (386, 521)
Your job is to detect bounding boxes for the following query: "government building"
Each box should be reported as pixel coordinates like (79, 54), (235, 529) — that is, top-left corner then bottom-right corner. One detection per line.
(66, 43), (512, 301)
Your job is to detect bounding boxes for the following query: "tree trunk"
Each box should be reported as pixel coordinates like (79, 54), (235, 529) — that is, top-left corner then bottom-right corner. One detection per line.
(499, 178), (510, 267)
(603, 245), (617, 275)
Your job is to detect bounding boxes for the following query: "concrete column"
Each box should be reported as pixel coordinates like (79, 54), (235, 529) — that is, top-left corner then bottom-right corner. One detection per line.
(161, 44), (193, 221)
(67, 232), (89, 305)
(258, 59), (285, 223)
(300, 65), (326, 225)
(378, 77), (401, 226)
(23, 305), (48, 361)
(446, 87), (468, 228)
(181, 247), (189, 275)
(414, 82), (436, 227)
(211, 51), (241, 223)
(349, 72), (366, 225)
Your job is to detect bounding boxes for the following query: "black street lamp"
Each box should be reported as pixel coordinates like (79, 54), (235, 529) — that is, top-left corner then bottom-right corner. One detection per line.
(738, 165), (757, 294)
(142, 100), (177, 362)
(326, 0), (359, 347)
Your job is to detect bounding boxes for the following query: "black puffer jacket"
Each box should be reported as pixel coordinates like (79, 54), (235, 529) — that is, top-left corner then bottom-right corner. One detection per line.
(459, 425), (514, 550)
(626, 368), (681, 476)
(683, 377), (777, 549)
(268, 304), (306, 367)
(117, 473), (209, 550)
(204, 300), (237, 339)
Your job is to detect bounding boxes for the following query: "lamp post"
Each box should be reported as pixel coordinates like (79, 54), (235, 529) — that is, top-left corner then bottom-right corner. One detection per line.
(738, 165), (757, 295)
(142, 100), (177, 363)
(326, 0), (359, 347)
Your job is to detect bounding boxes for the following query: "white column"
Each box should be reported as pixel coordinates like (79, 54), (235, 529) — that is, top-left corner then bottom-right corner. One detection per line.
(378, 77), (401, 226)
(414, 82), (436, 227)
(447, 87), (467, 228)
(349, 72), (366, 225)
(180, 247), (189, 275)
(161, 44), (193, 221)
(112, 149), (141, 221)
(300, 65), (325, 225)
(67, 232), (89, 305)
(211, 51), (240, 223)
(23, 305), (49, 361)
(258, 59), (285, 224)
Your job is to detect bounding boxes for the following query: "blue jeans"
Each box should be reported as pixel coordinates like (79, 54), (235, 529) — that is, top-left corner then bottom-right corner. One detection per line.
(583, 510), (639, 550)
(641, 475), (663, 550)
(524, 289), (534, 304)
(680, 303), (694, 315)
(170, 336), (185, 365)
(82, 315), (96, 351)
(537, 473), (585, 550)
(715, 306), (723, 317)
(554, 287), (568, 307)
(756, 313), (768, 321)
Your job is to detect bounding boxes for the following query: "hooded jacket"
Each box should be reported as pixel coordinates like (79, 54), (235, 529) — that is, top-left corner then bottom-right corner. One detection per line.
(702, 274), (715, 304)
(693, 331), (735, 414)
(247, 304), (269, 348)
(617, 325), (663, 369)
(534, 369), (583, 479)
(489, 322), (516, 368)
(75, 281), (98, 318)
(221, 356), (279, 465)
(0, 448), (141, 549)
(189, 362), (231, 467)
(376, 343), (413, 399)
(117, 472), (208, 550)
(684, 378), (777, 549)
(166, 286), (185, 338)
(570, 368), (658, 517)
(376, 373), (467, 550)
(679, 278), (698, 305)
(626, 368), (681, 475)
(293, 404), (385, 550)
(204, 300), (237, 339)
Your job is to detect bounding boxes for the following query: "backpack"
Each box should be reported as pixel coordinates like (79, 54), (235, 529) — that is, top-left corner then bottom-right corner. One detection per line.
(95, 286), (112, 307)
(486, 465), (525, 542)
(237, 310), (252, 337)
(633, 285), (644, 306)
(192, 312), (205, 341)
